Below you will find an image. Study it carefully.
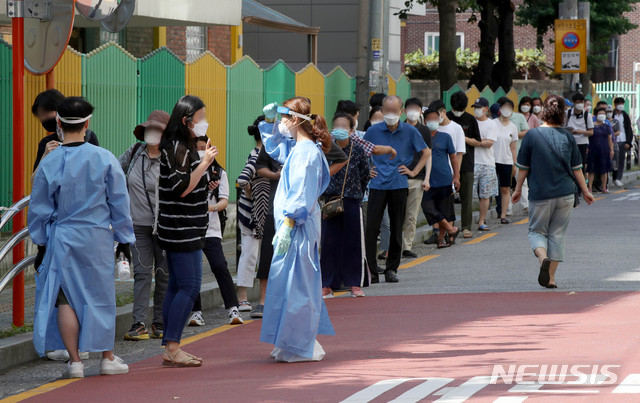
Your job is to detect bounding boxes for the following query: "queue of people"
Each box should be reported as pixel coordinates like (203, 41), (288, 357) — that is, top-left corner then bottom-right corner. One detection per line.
(26, 85), (623, 375)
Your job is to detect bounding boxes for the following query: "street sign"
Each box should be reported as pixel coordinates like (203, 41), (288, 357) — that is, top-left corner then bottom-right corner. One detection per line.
(554, 19), (587, 74)
(371, 38), (381, 51)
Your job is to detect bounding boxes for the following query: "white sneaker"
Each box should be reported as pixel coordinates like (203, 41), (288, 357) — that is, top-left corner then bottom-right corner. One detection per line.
(100, 355), (129, 375)
(62, 361), (84, 378)
(188, 311), (205, 326)
(79, 351), (89, 360)
(229, 308), (244, 325)
(47, 350), (90, 361)
(614, 179), (624, 187)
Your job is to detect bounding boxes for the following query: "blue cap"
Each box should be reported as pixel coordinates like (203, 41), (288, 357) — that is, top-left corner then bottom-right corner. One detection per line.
(472, 97), (489, 108)
(565, 98), (573, 107)
(490, 103), (500, 119)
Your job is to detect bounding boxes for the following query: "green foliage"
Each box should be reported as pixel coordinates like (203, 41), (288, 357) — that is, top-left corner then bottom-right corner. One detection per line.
(405, 48), (549, 80)
(395, 0), (479, 19)
(0, 323), (33, 339)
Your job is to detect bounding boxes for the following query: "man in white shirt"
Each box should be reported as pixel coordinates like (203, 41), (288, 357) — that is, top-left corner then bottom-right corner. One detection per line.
(612, 97), (633, 187)
(565, 92), (593, 175)
(472, 97), (498, 231)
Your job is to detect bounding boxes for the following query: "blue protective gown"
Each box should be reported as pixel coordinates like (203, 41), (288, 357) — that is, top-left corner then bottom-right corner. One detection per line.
(258, 121), (335, 358)
(27, 142), (135, 356)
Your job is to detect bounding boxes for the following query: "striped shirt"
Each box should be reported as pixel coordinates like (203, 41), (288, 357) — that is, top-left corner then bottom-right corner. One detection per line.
(158, 140), (208, 251)
(237, 147), (270, 239)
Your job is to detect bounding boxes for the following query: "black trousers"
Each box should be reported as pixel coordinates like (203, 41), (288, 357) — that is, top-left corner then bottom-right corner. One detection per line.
(365, 188), (408, 275)
(577, 144), (588, 174)
(256, 213), (275, 280)
(193, 237), (239, 311)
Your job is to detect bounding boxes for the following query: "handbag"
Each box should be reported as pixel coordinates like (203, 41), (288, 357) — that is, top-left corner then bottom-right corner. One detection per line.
(538, 127), (582, 208)
(322, 142), (353, 220)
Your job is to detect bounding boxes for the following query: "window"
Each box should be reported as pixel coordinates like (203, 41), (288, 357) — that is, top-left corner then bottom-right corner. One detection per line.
(186, 26), (207, 62)
(100, 28), (120, 45)
(424, 32), (465, 55)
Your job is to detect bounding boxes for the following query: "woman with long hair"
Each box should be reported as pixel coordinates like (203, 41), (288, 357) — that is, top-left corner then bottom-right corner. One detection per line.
(258, 96), (335, 362)
(157, 95), (217, 367)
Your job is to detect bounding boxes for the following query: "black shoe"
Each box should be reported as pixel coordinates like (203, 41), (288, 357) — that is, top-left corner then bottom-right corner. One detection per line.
(377, 251), (387, 260)
(376, 266), (385, 274)
(370, 274), (380, 284)
(402, 250), (417, 258)
(385, 271), (399, 283)
(424, 233), (438, 245)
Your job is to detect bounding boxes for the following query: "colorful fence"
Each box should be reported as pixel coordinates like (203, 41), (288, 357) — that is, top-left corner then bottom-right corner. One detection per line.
(1, 41), (412, 205)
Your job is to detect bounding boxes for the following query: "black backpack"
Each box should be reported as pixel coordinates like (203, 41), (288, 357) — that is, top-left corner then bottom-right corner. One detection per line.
(566, 109), (589, 128)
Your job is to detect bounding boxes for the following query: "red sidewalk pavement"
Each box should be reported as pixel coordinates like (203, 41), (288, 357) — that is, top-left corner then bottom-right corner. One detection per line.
(12, 291), (640, 402)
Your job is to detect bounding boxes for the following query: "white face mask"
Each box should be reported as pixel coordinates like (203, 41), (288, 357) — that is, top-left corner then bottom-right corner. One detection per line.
(520, 105), (531, 114)
(452, 110), (464, 118)
(500, 107), (513, 118)
(197, 150), (206, 159)
(596, 114), (607, 122)
(370, 120), (383, 125)
(606, 112), (613, 119)
(144, 129), (162, 146)
(616, 104), (625, 111)
(406, 110), (421, 122)
(474, 108), (485, 118)
(192, 120), (209, 137)
(533, 105), (542, 114)
(354, 118), (359, 129)
(384, 113), (400, 126)
(574, 103), (584, 112)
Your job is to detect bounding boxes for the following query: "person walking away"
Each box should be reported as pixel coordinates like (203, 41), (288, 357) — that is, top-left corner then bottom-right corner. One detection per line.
(118, 110), (170, 341)
(494, 97), (518, 224)
(364, 96), (429, 283)
(564, 92), (593, 175)
(612, 97), (633, 188)
(513, 94), (594, 288)
(236, 116), (270, 313)
(587, 107), (614, 194)
(472, 98), (499, 231)
(421, 107), (460, 248)
(28, 97), (133, 378)
(158, 95), (218, 367)
(321, 113), (371, 298)
(401, 98), (432, 257)
(447, 91), (481, 239)
(258, 97), (334, 362)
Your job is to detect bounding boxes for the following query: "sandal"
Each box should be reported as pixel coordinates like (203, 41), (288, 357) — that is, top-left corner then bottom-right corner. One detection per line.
(500, 218), (510, 224)
(436, 239), (451, 249)
(545, 283), (558, 289)
(162, 350), (203, 367)
(478, 224), (490, 231)
(538, 258), (551, 287)
(448, 227), (461, 245)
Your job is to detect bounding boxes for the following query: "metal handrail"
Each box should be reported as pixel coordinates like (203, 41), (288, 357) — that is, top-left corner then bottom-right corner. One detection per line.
(0, 196), (30, 230)
(0, 227), (30, 267)
(0, 255), (36, 295)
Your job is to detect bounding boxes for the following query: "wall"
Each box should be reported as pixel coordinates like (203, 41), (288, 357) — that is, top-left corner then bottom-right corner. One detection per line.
(618, 6), (640, 83)
(208, 26), (232, 65)
(125, 27), (155, 58)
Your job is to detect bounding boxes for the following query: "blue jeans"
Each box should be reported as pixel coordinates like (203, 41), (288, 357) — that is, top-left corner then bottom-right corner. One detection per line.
(162, 249), (203, 345)
(528, 195), (574, 261)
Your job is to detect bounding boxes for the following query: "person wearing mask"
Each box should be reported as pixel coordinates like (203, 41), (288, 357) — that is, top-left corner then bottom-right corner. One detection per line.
(519, 96), (541, 130)
(421, 107), (459, 248)
(532, 97), (544, 119)
(28, 96), (134, 378)
(423, 100), (465, 244)
(187, 137), (243, 327)
(30, 89), (97, 362)
(447, 91), (481, 239)
(259, 97), (334, 362)
(158, 95), (217, 367)
(587, 107), (614, 194)
(364, 96), (429, 283)
(565, 92), (594, 175)
(494, 97), (519, 224)
(513, 95), (594, 289)
(590, 102), (615, 192)
(364, 93), (387, 130)
(235, 116), (270, 314)
(472, 98), (499, 231)
(321, 113), (371, 298)
(584, 100), (592, 115)
(612, 97), (633, 187)
(401, 98), (432, 257)
(118, 110), (170, 341)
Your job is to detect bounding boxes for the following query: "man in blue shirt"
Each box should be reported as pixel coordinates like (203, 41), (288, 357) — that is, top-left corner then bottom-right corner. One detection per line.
(421, 107), (461, 249)
(364, 95), (430, 283)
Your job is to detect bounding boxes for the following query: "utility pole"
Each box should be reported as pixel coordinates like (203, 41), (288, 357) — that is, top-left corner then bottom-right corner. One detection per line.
(368, 0), (384, 100)
(559, 0), (578, 97)
(355, 0), (370, 130)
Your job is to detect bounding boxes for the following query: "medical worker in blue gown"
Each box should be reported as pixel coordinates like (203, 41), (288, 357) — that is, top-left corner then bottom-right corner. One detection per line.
(258, 96), (335, 362)
(28, 97), (135, 379)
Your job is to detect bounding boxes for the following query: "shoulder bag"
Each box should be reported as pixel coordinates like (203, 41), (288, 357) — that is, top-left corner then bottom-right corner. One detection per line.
(321, 142), (353, 220)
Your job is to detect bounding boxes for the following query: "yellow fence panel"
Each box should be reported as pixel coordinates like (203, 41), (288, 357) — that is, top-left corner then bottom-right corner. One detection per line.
(295, 64), (325, 118)
(387, 74), (397, 96)
(506, 88), (520, 110)
(23, 72), (46, 192)
(185, 52), (228, 167)
(465, 85), (481, 114)
(56, 47), (82, 97)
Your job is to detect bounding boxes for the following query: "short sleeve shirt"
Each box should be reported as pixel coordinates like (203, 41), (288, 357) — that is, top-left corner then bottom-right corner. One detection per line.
(205, 169), (229, 239)
(566, 110), (594, 145)
(447, 112), (481, 172)
(475, 119), (498, 167)
(493, 120), (518, 165)
(429, 131), (457, 188)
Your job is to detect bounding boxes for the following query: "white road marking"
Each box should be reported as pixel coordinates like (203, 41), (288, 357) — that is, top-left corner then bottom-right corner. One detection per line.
(613, 374), (640, 393)
(434, 376), (493, 402)
(613, 192), (640, 201)
(493, 397), (528, 403)
(340, 378), (412, 403)
(387, 378), (454, 403)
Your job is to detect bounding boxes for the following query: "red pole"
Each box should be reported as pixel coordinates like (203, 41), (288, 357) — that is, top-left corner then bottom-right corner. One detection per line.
(12, 7), (25, 328)
(46, 70), (55, 90)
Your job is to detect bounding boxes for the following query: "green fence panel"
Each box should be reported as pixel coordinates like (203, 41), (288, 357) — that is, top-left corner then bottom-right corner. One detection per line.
(263, 60), (295, 106)
(0, 39), (12, 225)
(396, 75), (411, 103)
(137, 47), (185, 123)
(227, 57), (264, 201)
(493, 87), (506, 102)
(530, 90), (540, 99)
(479, 86), (494, 105)
(324, 67), (353, 121)
(518, 89), (530, 101)
(83, 43), (138, 158)
(443, 83), (463, 110)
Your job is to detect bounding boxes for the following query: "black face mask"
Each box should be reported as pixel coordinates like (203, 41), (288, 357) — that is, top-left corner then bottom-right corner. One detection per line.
(41, 117), (57, 133)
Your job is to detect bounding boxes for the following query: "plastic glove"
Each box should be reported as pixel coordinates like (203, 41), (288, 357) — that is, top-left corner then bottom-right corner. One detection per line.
(263, 102), (278, 121)
(115, 243), (132, 262)
(272, 220), (294, 256)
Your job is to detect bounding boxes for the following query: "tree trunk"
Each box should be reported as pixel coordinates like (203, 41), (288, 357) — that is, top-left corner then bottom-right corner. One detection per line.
(491, 0), (515, 91)
(469, 0), (498, 90)
(438, 0), (458, 95)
